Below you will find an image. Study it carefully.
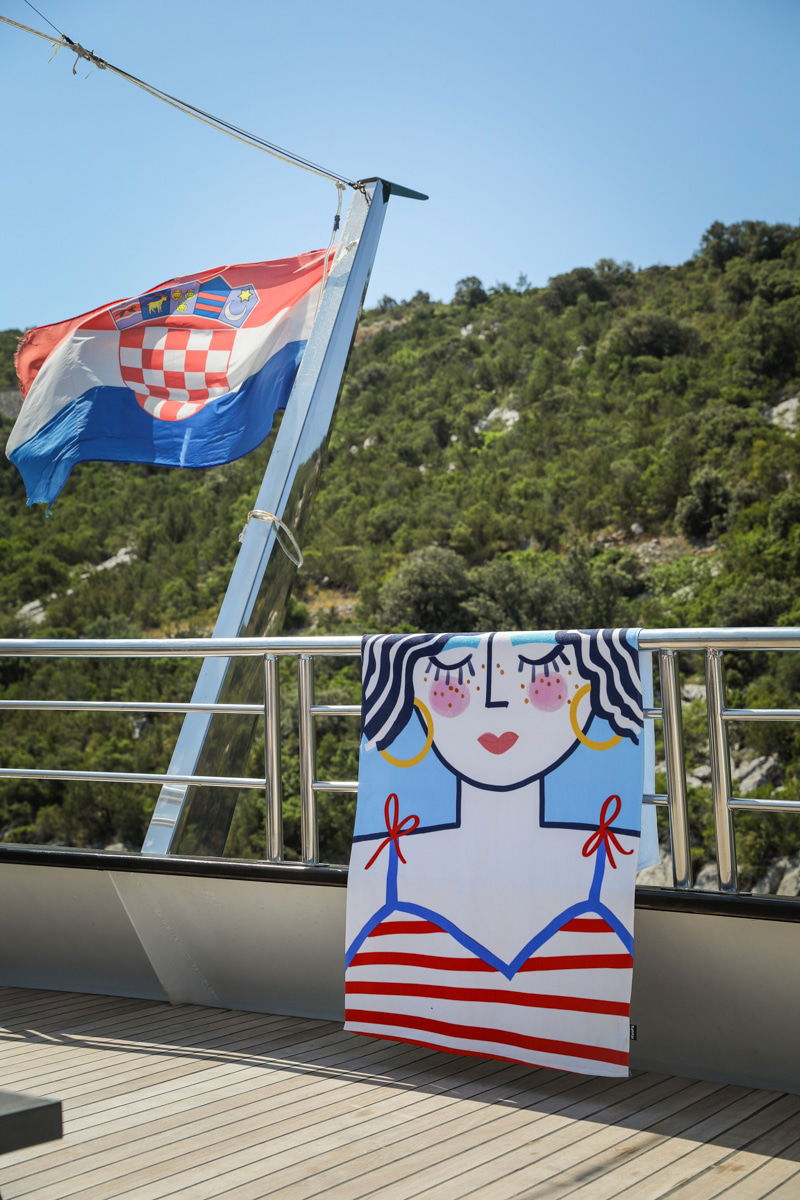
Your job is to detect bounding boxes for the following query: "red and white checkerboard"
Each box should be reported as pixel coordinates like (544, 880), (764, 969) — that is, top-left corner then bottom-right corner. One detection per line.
(119, 326), (236, 421)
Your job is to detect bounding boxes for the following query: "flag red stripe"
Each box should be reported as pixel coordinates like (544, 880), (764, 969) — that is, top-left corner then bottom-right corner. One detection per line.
(345, 980), (629, 1016)
(350, 951), (633, 972)
(561, 918), (614, 932)
(344, 1008), (628, 1066)
(367, 921), (442, 937)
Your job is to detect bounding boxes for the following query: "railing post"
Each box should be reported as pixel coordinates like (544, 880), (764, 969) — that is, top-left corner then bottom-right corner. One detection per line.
(297, 654), (319, 864)
(657, 649), (692, 889)
(263, 654), (283, 862)
(705, 648), (738, 892)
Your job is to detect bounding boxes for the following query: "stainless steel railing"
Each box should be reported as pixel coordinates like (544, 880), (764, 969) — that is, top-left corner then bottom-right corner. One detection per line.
(1, 628), (799, 890)
(0, 636), (361, 864)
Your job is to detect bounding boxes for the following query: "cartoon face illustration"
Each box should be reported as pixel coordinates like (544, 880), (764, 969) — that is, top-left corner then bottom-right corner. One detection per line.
(410, 633), (594, 789)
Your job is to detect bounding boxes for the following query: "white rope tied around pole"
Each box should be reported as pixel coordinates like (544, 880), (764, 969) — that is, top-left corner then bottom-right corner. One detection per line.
(1, 13), (360, 190)
(240, 510), (304, 569)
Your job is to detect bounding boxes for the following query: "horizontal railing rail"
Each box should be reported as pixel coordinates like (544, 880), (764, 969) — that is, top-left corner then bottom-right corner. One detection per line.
(5, 627), (800, 655)
(1, 629), (799, 892)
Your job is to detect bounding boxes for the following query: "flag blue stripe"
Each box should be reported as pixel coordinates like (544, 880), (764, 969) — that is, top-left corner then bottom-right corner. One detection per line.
(10, 339), (306, 506)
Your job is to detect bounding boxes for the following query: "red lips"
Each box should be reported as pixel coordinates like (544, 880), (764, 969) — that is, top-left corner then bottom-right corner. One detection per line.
(477, 731), (519, 755)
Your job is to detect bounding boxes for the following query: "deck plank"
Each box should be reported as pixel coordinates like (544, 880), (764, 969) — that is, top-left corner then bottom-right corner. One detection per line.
(0, 987), (797, 1200)
(394, 1081), (707, 1200)
(1, 1012), (332, 1095)
(659, 1116), (800, 1200)
(214, 1074), (688, 1200)
(8, 1042), (463, 1197)
(329, 1076), (719, 1200)
(712, 1137), (800, 1200)
(8, 1013), (353, 1094)
(747, 1161), (800, 1197)
(187, 1063), (588, 1200)
(57, 1057), (537, 1200)
(3, 1033), (432, 1181)
(484, 1089), (797, 1200)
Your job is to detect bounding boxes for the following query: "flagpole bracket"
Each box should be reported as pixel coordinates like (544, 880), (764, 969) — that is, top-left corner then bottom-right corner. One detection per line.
(356, 178), (429, 202)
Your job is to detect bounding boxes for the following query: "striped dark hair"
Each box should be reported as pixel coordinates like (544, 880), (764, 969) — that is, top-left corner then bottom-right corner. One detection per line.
(361, 633), (451, 751)
(555, 628), (643, 742)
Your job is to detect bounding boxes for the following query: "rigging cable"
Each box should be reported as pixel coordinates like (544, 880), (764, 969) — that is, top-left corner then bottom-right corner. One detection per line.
(1, 11), (360, 190)
(19, 0), (59, 35)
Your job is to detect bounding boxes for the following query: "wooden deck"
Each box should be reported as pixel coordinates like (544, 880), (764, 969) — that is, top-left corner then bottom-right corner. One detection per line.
(0, 987), (797, 1199)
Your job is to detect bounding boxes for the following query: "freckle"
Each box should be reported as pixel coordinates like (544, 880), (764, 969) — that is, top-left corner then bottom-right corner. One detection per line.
(546, 681), (551, 686)
(524, 699), (529, 704)
(448, 703), (452, 708)
(481, 664), (485, 670)
(499, 669), (505, 675)
(520, 684), (525, 689)
(568, 670), (572, 676)
(476, 686), (481, 692)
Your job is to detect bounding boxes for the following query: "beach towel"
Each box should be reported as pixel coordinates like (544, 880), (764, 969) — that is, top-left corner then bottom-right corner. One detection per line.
(345, 629), (653, 1077)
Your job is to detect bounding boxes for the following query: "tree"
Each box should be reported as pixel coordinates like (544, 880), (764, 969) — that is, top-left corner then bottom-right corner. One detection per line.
(453, 277), (487, 308)
(675, 467), (731, 541)
(699, 221), (797, 269)
(599, 312), (697, 362)
(379, 547), (473, 631)
(546, 267), (607, 310)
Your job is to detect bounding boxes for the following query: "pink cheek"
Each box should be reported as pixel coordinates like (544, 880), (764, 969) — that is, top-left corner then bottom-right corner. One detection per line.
(429, 681), (471, 718)
(528, 674), (567, 712)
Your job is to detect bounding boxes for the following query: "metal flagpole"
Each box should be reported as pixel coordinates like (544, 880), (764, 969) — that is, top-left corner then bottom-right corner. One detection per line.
(142, 178), (425, 856)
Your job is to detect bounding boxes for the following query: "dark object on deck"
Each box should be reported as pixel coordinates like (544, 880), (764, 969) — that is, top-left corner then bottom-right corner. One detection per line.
(0, 1089), (62, 1155)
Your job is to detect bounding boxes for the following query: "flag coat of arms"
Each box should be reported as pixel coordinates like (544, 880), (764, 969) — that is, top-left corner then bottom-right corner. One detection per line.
(7, 250), (329, 505)
(345, 629), (655, 1077)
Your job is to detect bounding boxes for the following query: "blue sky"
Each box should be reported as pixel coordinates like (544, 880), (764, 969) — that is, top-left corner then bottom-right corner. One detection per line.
(2, 0), (798, 330)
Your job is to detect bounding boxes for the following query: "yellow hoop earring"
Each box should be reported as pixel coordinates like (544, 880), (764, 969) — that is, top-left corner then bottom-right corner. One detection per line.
(379, 698), (434, 768)
(569, 684), (622, 752)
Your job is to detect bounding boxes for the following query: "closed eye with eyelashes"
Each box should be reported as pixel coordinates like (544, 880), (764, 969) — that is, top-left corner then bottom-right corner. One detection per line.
(517, 647), (569, 682)
(425, 653), (476, 685)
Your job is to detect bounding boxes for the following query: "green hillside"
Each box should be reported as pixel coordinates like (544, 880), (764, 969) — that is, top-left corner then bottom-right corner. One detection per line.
(1, 219), (800, 882)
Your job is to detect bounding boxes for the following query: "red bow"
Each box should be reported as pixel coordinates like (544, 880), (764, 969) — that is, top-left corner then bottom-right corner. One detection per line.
(365, 793), (420, 869)
(581, 794), (634, 870)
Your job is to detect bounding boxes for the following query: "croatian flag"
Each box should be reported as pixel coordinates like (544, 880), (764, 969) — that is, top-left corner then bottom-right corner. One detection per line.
(7, 250), (329, 505)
